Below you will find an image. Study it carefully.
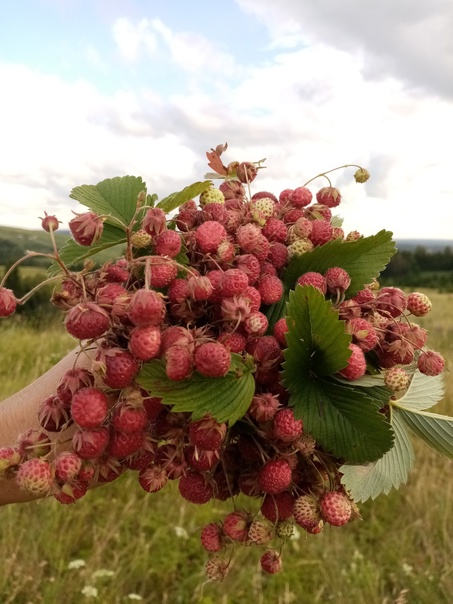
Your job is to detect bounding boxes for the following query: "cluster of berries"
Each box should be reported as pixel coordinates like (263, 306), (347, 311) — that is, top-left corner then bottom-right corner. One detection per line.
(0, 147), (445, 580)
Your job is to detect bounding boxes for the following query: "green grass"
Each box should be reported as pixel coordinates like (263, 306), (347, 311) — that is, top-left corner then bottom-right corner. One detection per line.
(0, 290), (452, 603)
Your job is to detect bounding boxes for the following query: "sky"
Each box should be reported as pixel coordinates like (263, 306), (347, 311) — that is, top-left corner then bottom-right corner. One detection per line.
(1, 0), (453, 240)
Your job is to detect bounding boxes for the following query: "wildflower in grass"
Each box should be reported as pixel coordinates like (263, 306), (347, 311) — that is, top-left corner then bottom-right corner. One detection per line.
(68, 559), (86, 570)
(81, 585), (98, 598)
(92, 569), (114, 580)
(127, 595), (143, 601)
(174, 526), (189, 539)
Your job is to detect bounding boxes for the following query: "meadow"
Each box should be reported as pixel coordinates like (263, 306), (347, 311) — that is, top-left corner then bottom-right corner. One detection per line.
(0, 290), (452, 604)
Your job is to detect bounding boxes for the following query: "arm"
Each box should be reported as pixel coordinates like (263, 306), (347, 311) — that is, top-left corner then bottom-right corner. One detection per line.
(0, 347), (88, 505)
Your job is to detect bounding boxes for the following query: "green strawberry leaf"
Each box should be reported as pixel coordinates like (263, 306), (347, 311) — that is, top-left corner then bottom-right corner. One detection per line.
(70, 175), (147, 226)
(282, 229), (396, 296)
(397, 371), (445, 411)
(136, 354), (255, 425)
(157, 180), (212, 213)
(281, 285), (393, 463)
(392, 401), (453, 460)
(340, 410), (414, 501)
(282, 285), (351, 379)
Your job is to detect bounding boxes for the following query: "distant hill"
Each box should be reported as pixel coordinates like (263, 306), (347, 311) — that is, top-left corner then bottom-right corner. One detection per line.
(396, 239), (453, 252)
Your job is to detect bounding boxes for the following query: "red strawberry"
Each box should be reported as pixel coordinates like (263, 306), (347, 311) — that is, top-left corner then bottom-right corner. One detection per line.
(188, 416), (227, 451)
(260, 551), (282, 574)
(201, 523), (223, 552)
(320, 491), (352, 526)
(128, 325), (161, 360)
(178, 471), (213, 504)
(258, 459), (292, 494)
(72, 427), (109, 460)
(194, 342), (231, 378)
(65, 302), (110, 340)
(71, 387), (109, 429)
(127, 289), (166, 327)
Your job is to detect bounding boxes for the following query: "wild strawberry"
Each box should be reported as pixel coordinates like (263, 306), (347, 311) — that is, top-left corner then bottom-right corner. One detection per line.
(185, 446), (220, 471)
(248, 392), (281, 422)
(273, 317), (289, 347)
(279, 188), (293, 203)
(293, 494), (321, 529)
(218, 331), (247, 353)
(71, 387), (109, 429)
(201, 203), (228, 225)
(261, 491), (295, 523)
(220, 269), (249, 297)
(186, 275), (213, 301)
(138, 465), (168, 493)
(258, 275), (283, 305)
(309, 219), (334, 246)
(262, 217), (287, 243)
(296, 272), (327, 294)
(37, 394), (72, 432)
(112, 403), (148, 434)
(223, 510), (251, 542)
(235, 254), (261, 284)
(273, 408), (303, 442)
(244, 311), (268, 336)
(142, 207), (167, 236)
(127, 289), (166, 327)
(338, 343), (366, 380)
(189, 416), (227, 451)
(40, 211), (60, 232)
(320, 491), (352, 526)
(354, 168), (370, 183)
(143, 396), (165, 421)
(316, 186), (341, 208)
(201, 523), (224, 552)
(72, 427), (109, 459)
(220, 179), (245, 199)
(69, 211), (104, 246)
(375, 287), (407, 318)
(154, 230), (181, 258)
(417, 350), (445, 376)
(325, 267), (351, 294)
(260, 551), (282, 574)
(220, 294), (251, 323)
(167, 278), (190, 304)
(194, 342), (231, 378)
(0, 287), (17, 317)
(108, 430), (144, 458)
(147, 256), (178, 288)
(346, 317), (379, 352)
(178, 470), (214, 504)
(236, 223), (262, 254)
(0, 447), (21, 479)
(165, 345), (193, 381)
(407, 292), (432, 317)
(65, 302), (110, 340)
(98, 348), (140, 389)
(384, 367), (410, 391)
(200, 187), (225, 206)
(195, 221), (227, 254)
(160, 326), (194, 353)
(251, 197), (275, 222)
(243, 286), (261, 312)
(130, 229), (152, 249)
(129, 325), (161, 360)
(290, 186), (313, 208)
(103, 260), (130, 283)
(53, 480), (88, 505)
(258, 459), (292, 494)
(287, 238), (314, 259)
(248, 520), (274, 545)
(54, 451), (83, 483)
(17, 429), (51, 458)
(205, 555), (230, 582)
(15, 458), (54, 497)
(237, 161), (258, 183)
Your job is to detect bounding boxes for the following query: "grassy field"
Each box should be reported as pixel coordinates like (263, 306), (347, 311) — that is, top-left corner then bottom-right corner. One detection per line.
(0, 290), (452, 603)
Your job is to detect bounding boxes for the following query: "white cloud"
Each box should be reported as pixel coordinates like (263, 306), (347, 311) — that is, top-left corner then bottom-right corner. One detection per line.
(112, 17), (157, 62)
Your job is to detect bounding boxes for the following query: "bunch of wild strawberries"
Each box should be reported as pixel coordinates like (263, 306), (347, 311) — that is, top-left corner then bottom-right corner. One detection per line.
(0, 149), (445, 580)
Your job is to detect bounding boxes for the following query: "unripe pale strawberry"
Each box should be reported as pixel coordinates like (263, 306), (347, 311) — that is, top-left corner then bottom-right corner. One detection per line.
(320, 491), (352, 526)
(71, 387), (109, 429)
(16, 458), (54, 497)
(407, 292), (432, 317)
(130, 229), (152, 249)
(354, 167), (370, 183)
(417, 350), (445, 376)
(199, 187), (225, 206)
(287, 238), (314, 259)
(194, 342), (231, 378)
(384, 367), (410, 391)
(0, 447), (21, 479)
(338, 343), (366, 380)
(205, 555), (230, 582)
(293, 494), (321, 529)
(244, 311), (268, 336)
(65, 302), (110, 340)
(260, 551), (282, 574)
(69, 211), (104, 246)
(249, 520), (274, 545)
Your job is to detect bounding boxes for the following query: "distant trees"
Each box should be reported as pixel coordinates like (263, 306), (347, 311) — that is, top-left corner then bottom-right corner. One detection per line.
(381, 246), (453, 291)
